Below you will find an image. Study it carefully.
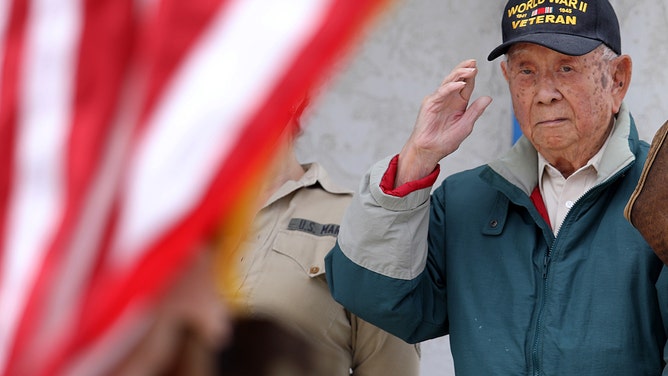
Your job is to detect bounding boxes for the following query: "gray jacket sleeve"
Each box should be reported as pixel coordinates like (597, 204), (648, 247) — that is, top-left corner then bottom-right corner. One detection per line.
(338, 156), (432, 280)
(326, 156), (447, 343)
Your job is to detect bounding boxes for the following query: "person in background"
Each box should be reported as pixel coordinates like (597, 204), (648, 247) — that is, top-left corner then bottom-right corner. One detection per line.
(226, 96), (421, 376)
(325, 0), (668, 375)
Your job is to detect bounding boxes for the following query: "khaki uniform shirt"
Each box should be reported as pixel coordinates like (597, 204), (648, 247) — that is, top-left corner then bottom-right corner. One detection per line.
(235, 163), (420, 376)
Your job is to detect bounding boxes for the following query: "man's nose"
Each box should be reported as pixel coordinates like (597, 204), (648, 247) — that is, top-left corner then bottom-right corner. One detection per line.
(534, 73), (563, 104)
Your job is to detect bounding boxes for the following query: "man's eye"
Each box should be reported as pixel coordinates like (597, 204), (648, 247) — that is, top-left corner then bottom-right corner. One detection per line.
(560, 66), (573, 72)
(520, 69), (533, 75)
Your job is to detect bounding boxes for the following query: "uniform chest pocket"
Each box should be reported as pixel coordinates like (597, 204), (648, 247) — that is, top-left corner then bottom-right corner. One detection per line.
(271, 230), (337, 278)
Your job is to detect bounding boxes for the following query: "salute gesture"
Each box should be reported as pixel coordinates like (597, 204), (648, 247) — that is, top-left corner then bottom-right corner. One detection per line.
(396, 59), (492, 186)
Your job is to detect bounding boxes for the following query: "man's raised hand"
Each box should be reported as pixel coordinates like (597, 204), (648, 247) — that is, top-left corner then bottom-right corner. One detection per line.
(396, 59), (492, 186)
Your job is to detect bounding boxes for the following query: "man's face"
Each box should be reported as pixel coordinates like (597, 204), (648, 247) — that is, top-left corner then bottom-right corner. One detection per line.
(501, 43), (627, 173)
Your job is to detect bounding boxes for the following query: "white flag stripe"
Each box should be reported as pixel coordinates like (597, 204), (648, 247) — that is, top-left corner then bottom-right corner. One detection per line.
(111, 0), (333, 266)
(0, 0), (10, 92)
(0, 0), (81, 371)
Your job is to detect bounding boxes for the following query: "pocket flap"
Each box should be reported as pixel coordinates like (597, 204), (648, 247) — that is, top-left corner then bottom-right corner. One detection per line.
(272, 230), (337, 278)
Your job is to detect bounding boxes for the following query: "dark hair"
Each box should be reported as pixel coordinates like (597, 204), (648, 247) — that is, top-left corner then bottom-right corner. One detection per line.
(215, 316), (318, 376)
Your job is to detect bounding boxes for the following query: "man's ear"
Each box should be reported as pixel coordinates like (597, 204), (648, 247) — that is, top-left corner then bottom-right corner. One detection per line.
(611, 55), (632, 113)
(500, 60), (509, 82)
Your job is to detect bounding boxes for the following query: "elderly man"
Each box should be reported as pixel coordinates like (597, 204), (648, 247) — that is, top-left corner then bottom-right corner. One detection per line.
(325, 0), (668, 375)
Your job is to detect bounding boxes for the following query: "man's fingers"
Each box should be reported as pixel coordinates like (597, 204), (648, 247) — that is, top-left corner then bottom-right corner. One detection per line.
(440, 59), (477, 84)
(459, 67), (477, 102)
(432, 81), (467, 104)
(462, 96), (493, 124)
(434, 61), (479, 105)
(440, 67), (477, 89)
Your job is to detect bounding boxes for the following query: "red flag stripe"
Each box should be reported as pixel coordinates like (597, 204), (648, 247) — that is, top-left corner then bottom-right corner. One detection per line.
(0, 0), (22, 365)
(0, 0), (26, 313)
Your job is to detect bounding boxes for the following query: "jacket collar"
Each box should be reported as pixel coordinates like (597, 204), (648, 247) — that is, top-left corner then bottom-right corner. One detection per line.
(487, 102), (637, 196)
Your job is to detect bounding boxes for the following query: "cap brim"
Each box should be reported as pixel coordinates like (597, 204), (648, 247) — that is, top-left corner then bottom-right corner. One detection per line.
(487, 33), (602, 61)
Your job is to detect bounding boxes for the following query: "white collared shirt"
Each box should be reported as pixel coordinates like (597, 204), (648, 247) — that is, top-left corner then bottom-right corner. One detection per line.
(538, 134), (612, 235)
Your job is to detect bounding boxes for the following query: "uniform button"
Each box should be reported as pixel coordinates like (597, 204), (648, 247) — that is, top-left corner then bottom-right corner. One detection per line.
(490, 220), (498, 228)
(309, 266), (320, 274)
(565, 200), (574, 209)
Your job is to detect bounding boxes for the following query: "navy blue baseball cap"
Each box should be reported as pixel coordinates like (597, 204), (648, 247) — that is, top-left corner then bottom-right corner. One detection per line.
(487, 0), (621, 61)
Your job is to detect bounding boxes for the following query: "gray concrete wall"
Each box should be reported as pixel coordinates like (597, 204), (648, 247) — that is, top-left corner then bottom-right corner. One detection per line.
(296, 1), (668, 375)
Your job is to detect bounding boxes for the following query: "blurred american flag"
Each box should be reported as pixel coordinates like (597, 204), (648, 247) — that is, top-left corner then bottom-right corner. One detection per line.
(0, 0), (391, 374)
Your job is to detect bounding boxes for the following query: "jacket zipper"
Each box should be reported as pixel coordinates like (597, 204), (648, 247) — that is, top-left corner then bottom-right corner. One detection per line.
(528, 168), (628, 376)
(531, 242), (553, 376)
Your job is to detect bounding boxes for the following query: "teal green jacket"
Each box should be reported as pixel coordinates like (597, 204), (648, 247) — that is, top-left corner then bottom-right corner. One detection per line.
(326, 105), (668, 375)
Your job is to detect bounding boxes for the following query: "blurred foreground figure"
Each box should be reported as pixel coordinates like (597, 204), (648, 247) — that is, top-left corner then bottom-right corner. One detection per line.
(626, 120), (668, 265)
(215, 316), (319, 376)
(110, 250), (230, 376)
(0, 0), (395, 374)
